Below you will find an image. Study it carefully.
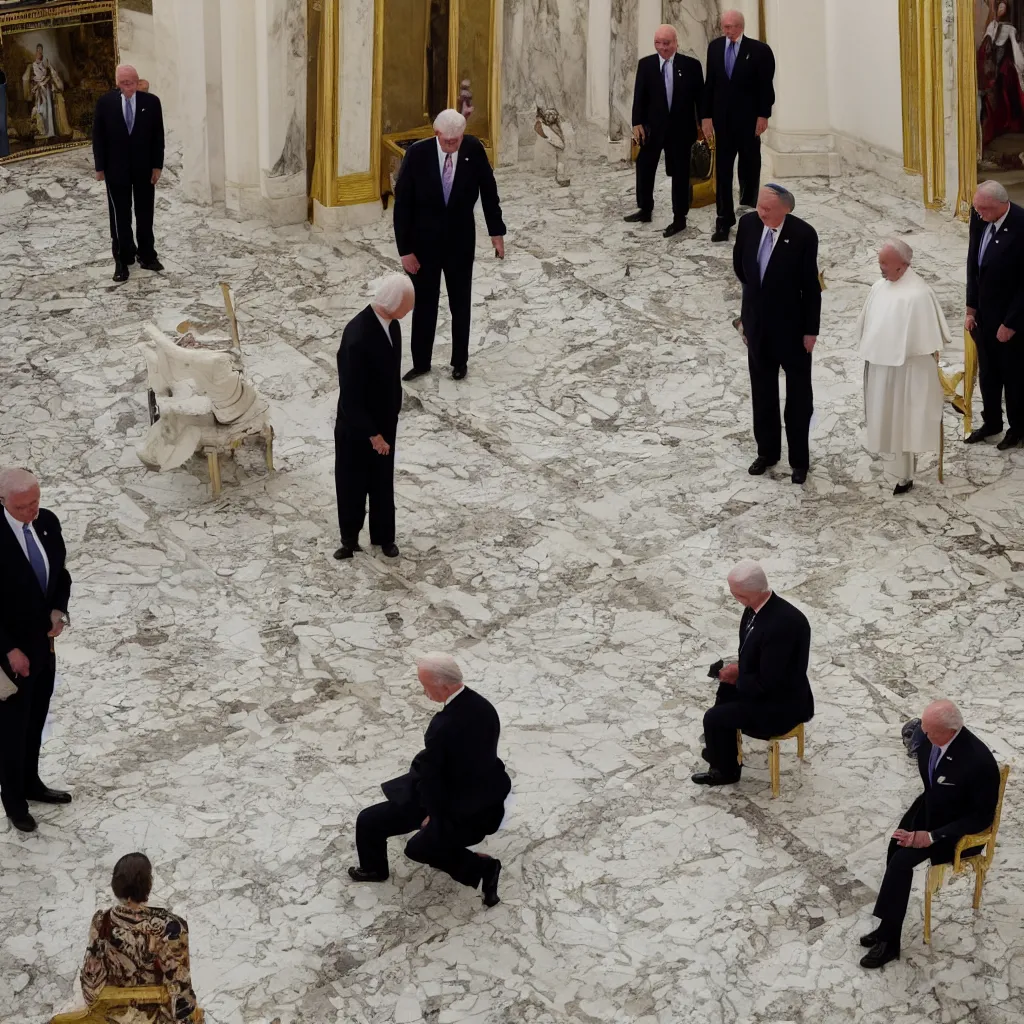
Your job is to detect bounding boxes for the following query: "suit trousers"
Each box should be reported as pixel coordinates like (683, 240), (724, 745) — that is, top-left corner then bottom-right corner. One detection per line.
(0, 648), (55, 819)
(715, 127), (761, 229)
(872, 802), (956, 943)
(105, 176), (157, 264)
(702, 682), (806, 775)
(409, 253), (474, 370)
(748, 341), (814, 469)
(975, 329), (1024, 433)
(334, 429), (396, 546)
(355, 800), (499, 888)
(635, 139), (691, 221)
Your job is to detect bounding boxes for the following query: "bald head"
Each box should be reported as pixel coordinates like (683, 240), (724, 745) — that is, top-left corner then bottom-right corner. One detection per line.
(920, 700), (963, 748)
(654, 24), (679, 59)
(722, 9), (745, 41)
(974, 179), (1010, 222)
(0, 468), (41, 524)
(116, 64), (140, 99)
(727, 559), (771, 609)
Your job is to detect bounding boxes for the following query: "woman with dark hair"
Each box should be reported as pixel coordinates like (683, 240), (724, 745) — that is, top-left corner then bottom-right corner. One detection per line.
(79, 853), (200, 1023)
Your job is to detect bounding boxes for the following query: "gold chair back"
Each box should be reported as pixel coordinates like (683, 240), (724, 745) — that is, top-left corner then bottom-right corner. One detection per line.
(50, 985), (204, 1024)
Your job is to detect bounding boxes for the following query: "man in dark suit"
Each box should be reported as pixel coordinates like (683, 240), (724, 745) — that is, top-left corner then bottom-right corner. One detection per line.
(700, 9), (776, 243)
(348, 653), (511, 907)
(623, 24), (705, 238)
(693, 560), (813, 787)
(0, 469), (73, 833)
(92, 64), (165, 283)
(734, 184), (821, 484)
(965, 179), (1024, 450)
(334, 274), (415, 561)
(860, 700), (1000, 969)
(393, 108), (506, 382)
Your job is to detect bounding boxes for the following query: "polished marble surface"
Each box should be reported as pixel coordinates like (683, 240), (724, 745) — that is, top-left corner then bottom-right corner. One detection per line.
(0, 146), (1022, 1024)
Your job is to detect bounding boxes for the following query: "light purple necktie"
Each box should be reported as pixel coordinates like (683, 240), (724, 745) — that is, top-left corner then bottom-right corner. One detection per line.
(758, 228), (774, 281)
(663, 59), (673, 109)
(442, 153), (454, 206)
(927, 744), (941, 786)
(725, 40), (737, 79)
(124, 97), (134, 135)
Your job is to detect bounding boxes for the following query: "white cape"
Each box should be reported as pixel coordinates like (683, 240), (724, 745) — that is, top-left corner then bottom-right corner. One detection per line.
(854, 268), (952, 366)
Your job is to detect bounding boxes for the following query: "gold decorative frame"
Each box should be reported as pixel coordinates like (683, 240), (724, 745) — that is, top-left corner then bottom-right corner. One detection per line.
(954, 0), (978, 222)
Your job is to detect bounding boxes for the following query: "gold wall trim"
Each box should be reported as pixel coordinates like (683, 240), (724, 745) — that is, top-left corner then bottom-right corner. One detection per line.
(918, 0), (945, 209)
(310, 0), (337, 205)
(898, 0), (922, 173)
(954, 0), (977, 222)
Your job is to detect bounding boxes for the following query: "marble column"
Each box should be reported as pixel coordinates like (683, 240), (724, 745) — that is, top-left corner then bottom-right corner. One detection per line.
(220, 0), (262, 217)
(662, 0), (720, 62)
(608, 0), (638, 145)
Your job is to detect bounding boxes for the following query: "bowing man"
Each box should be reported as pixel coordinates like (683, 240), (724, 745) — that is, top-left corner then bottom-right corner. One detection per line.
(349, 653), (511, 907)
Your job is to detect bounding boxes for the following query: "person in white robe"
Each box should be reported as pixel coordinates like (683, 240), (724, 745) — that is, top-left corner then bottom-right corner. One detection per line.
(855, 239), (951, 495)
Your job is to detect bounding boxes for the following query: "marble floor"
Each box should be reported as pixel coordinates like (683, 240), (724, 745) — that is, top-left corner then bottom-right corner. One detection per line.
(1, 144), (1023, 1024)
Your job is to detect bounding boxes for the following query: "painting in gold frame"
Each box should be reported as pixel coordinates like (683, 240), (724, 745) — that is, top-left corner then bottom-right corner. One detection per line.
(0, 0), (119, 165)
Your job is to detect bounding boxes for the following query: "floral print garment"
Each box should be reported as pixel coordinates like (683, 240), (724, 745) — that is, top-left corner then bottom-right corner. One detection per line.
(80, 903), (199, 1023)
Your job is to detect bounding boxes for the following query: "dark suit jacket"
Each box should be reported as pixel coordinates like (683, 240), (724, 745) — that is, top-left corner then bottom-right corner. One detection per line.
(631, 52), (704, 172)
(700, 34), (776, 134)
(92, 90), (165, 185)
(393, 135), (506, 263)
(735, 593), (814, 723)
(0, 508), (72, 680)
(734, 211), (821, 349)
(335, 306), (402, 442)
(381, 686), (512, 822)
(966, 203), (1024, 341)
(908, 728), (1000, 846)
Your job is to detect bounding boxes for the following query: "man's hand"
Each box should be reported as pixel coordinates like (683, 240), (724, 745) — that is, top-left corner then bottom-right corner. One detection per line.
(421, 816), (430, 828)
(492, 236), (505, 260)
(95, 171), (105, 182)
(369, 435), (391, 456)
(401, 253), (420, 275)
(718, 662), (739, 685)
(893, 829), (932, 848)
(631, 125), (646, 145)
(997, 324), (1016, 343)
(755, 116), (769, 137)
(803, 335), (818, 353)
(6, 649), (30, 678)
(965, 308), (977, 335)
(151, 168), (162, 185)
(701, 118), (714, 139)
(48, 610), (65, 639)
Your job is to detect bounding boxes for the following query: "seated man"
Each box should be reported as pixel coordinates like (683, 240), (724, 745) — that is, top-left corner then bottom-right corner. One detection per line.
(348, 653), (511, 907)
(692, 559), (813, 786)
(860, 700), (1000, 969)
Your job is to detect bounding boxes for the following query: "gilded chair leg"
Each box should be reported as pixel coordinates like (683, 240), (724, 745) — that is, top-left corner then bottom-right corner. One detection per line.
(264, 429), (274, 472)
(924, 885), (932, 945)
(207, 451), (221, 496)
(770, 742), (780, 798)
(973, 866), (986, 909)
(736, 730), (743, 767)
(796, 728), (805, 760)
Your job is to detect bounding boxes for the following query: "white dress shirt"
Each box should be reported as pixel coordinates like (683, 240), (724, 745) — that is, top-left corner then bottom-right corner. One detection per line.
(979, 207), (1010, 264)
(121, 91), (137, 130)
(759, 219), (785, 267)
(444, 684), (466, 706)
(932, 729), (960, 769)
(373, 310), (393, 345)
(437, 139), (459, 186)
(5, 507), (49, 586)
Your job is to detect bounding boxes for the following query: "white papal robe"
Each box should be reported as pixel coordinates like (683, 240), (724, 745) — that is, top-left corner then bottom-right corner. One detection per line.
(855, 267), (951, 456)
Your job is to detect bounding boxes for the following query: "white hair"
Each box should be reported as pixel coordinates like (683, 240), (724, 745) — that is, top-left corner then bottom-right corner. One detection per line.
(924, 700), (964, 732)
(433, 109), (467, 139)
(371, 273), (414, 315)
(655, 24), (679, 42)
(115, 64), (139, 79)
(0, 467), (38, 499)
(881, 238), (914, 265)
(763, 183), (796, 212)
(416, 652), (464, 686)
(727, 559), (770, 594)
(722, 8), (746, 27)
(976, 179), (1009, 203)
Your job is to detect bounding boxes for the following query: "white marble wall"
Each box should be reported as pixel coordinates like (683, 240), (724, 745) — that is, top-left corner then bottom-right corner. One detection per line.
(337, 0), (375, 176)
(663, 0), (720, 62)
(607, 0), (638, 143)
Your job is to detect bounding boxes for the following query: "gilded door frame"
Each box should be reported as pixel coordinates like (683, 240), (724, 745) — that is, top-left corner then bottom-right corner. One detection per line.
(954, 0), (978, 222)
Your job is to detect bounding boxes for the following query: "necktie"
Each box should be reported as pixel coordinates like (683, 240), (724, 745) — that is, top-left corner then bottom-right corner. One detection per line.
(725, 40), (737, 79)
(124, 97), (134, 135)
(927, 744), (941, 786)
(758, 228), (774, 281)
(388, 320), (399, 350)
(978, 221), (996, 265)
(442, 153), (454, 206)
(663, 58), (673, 109)
(23, 524), (47, 591)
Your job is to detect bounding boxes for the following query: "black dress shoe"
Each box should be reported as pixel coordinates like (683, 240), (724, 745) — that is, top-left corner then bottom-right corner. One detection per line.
(859, 940), (900, 969)
(711, 228), (731, 243)
(748, 456), (778, 476)
(452, 365), (467, 381)
(860, 928), (882, 948)
(348, 866), (389, 883)
(402, 367), (430, 381)
(27, 787), (72, 804)
(997, 430), (1023, 450)
(139, 258), (164, 272)
(112, 262), (129, 283)
(380, 543), (400, 558)
(691, 769), (741, 786)
(663, 220), (687, 237)
(333, 539), (361, 560)
(791, 468), (808, 485)
(893, 480), (914, 495)
(623, 211), (652, 223)
(481, 856), (502, 907)
(965, 425), (1001, 443)
(8, 814), (37, 833)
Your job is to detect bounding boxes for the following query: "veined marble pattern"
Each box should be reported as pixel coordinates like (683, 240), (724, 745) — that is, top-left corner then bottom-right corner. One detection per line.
(1, 145), (1023, 1024)
(663, 0), (721, 63)
(608, 0), (638, 141)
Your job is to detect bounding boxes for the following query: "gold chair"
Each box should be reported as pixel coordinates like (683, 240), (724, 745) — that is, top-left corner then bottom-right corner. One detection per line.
(923, 763), (1011, 945)
(50, 985), (205, 1024)
(735, 723), (806, 798)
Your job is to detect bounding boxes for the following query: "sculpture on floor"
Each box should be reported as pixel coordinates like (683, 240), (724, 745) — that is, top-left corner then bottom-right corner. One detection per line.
(534, 104), (572, 186)
(136, 320), (273, 496)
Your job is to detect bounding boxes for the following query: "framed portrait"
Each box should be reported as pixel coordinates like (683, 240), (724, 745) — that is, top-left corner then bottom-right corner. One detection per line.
(0, 0), (119, 164)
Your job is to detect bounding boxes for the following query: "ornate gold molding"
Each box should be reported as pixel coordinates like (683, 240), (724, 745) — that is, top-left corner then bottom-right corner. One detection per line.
(899, 0), (922, 172)
(954, 0), (978, 222)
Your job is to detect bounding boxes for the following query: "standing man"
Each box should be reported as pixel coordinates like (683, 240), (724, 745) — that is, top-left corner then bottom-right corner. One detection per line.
(334, 274), (415, 561)
(860, 701), (1000, 969)
(856, 240), (951, 495)
(0, 469), (73, 834)
(965, 179), (1024, 449)
(692, 561), (813, 788)
(701, 10), (776, 243)
(623, 24), (704, 237)
(348, 653), (511, 908)
(393, 109), (506, 382)
(92, 64), (165, 284)
(734, 184), (821, 484)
